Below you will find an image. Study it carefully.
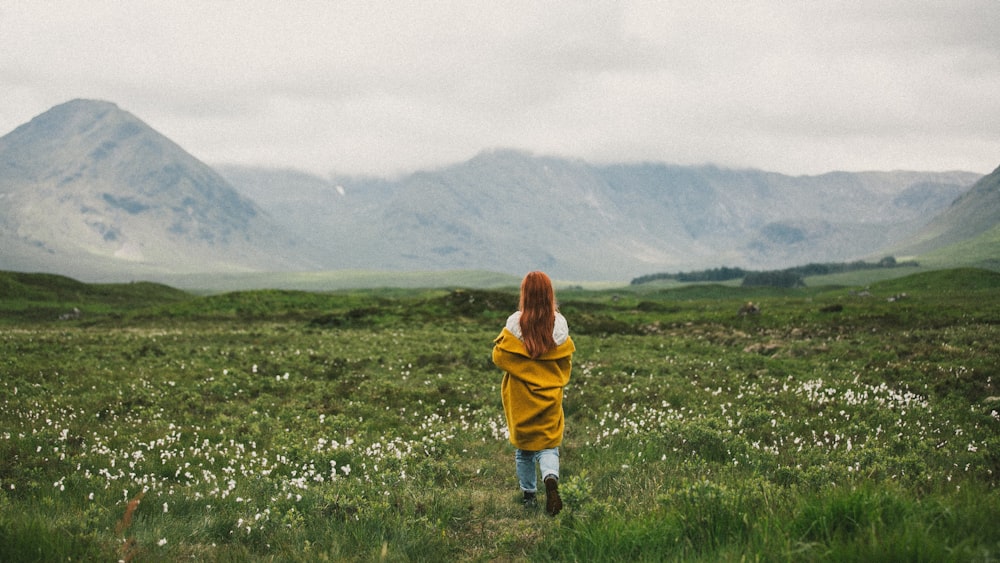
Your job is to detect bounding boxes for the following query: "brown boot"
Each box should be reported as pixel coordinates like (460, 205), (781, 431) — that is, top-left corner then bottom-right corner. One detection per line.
(544, 475), (562, 516)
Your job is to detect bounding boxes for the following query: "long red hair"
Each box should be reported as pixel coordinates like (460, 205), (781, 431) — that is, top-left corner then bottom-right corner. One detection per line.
(519, 271), (557, 359)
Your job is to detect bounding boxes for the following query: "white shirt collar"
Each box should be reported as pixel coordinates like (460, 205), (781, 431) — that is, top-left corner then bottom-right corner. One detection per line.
(506, 311), (569, 345)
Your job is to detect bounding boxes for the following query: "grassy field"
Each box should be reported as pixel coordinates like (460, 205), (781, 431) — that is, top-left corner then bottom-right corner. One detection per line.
(1, 269), (998, 561)
(152, 270), (525, 294)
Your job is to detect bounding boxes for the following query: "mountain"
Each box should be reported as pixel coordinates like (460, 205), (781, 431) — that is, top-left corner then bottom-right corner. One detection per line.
(888, 164), (1000, 268)
(0, 99), (318, 281)
(1, 99), (990, 283)
(218, 151), (981, 280)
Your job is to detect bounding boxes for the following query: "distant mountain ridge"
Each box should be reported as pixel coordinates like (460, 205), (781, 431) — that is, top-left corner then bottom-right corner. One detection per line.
(0, 99), (994, 283)
(218, 151), (983, 279)
(0, 99), (318, 281)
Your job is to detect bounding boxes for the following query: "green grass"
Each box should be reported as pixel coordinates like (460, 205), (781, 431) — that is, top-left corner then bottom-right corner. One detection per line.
(155, 269), (523, 293)
(915, 224), (1000, 271)
(1, 269), (998, 561)
(800, 265), (931, 288)
(0, 271), (192, 323)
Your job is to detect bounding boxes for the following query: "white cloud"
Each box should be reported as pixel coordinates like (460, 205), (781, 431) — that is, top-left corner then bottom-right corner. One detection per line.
(1, 1), (998, 177)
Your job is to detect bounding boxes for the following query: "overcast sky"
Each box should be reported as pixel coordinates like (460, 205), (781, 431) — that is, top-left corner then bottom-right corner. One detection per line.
(2, 1), (998, 178)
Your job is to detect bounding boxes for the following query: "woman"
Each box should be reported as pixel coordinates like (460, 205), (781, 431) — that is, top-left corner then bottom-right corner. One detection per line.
(492, 271), (575, 515)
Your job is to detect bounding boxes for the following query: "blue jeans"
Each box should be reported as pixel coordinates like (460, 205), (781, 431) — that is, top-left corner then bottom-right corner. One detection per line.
(515, 447), (559, 493)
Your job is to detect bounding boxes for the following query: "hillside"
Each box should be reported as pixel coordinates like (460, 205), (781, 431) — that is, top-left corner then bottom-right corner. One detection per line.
(220, 151), (980, 280)
(0, 99), (319, 281)
(0, 270), (192, 322)
(1, 99), (990, 284)
(888, 164), (1000, 268)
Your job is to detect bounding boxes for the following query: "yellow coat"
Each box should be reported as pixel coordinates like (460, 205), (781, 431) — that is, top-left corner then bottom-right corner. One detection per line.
(493, 327), (575, 451)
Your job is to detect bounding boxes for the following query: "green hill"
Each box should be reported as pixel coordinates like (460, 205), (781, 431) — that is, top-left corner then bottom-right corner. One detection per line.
(5, 267), (997, 326)
(0, 270), (191, 322)
(892, 164), (1000, 268)
(914, 223), (1000, 270)
(868, 267), (1000, 295)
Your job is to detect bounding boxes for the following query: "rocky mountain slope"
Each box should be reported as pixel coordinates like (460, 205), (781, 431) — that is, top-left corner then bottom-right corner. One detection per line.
(888, 164), (1000, 268)
(0, 99), (318, 281)
(0, 99), (991, 282)
(219, 151), (981, 279)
